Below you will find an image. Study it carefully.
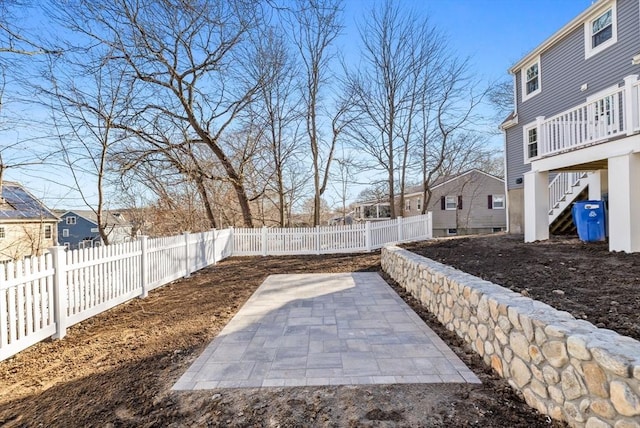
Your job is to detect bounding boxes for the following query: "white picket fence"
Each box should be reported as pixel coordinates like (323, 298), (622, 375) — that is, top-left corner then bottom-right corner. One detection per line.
(0, 214), (431, 361)
(233, 214), (432, 256)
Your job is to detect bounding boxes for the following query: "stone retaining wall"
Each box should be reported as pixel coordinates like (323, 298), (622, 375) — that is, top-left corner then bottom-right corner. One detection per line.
(382, 245), (640, 428)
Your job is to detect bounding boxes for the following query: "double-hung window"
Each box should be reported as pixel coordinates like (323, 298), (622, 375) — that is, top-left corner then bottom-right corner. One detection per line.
(66, 216), (76, 225)
(585, 2), (617, 59)
(44, 225), (52, 239)
(524, 124), (539, 162)
(521, 58), (541, 101)
(488, 195), (505, 209)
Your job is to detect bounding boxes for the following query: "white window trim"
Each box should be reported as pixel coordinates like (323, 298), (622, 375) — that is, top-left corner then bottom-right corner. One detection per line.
(523, 122), (540, 164)
(66, 216), (76, 225)
(584, 1), (617, 60)
(445, 196), (457, 210)
(492, 195), (506, 210)
(447, 228), (458, 236)
(521, 57), (541, 102)
(62, 229), (69, 237)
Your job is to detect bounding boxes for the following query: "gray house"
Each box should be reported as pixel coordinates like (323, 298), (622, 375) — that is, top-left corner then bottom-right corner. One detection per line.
(57, 210), (133, 250)
(354, 169), (506, 237)
(501, 0), (640, 252)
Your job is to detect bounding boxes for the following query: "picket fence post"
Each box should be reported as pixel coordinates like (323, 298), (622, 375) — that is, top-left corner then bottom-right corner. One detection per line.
(184, 232), (191, 278)
(316, 225), (321, 255)
(230, 227), (235, 256)
(397, 216), (403, 242)
(424, 213), (431, 239)
(365, 221), (372, 252)
(139, 236), (149, 298)
(51, 246), (68, 339)
(211, 228), (217, 265)
(261, 226), (268, 256)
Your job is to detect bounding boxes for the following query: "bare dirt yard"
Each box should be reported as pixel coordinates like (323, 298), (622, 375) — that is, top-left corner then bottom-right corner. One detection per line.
(1, 241), (608, 427)
(404, 234), (640, 342)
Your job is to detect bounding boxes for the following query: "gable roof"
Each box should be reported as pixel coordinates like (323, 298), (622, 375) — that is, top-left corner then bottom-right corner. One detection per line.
(56, 209), (130, 227)
(509, 0), (610, 74)
(357, 169), (504, 204)
(403, 169), (504, 196)
(0, 182), (58, 221)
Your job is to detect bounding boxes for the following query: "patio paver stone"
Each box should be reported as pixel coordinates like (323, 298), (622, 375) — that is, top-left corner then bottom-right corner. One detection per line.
(172, 272), (480, 390)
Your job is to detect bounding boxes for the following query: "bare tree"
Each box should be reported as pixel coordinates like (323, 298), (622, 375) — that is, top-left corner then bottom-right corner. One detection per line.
(0, 1), (59, 57)
(488, 79), (514, 122)
(289, 0), (345, 226)
(45, 53), (134, 245)
(249, 26), (303, 226)
(418, 58), (487, 213)
(330, 146), (357, 224)
(346, 1), (445, 219)
(50, 0), (269, 227)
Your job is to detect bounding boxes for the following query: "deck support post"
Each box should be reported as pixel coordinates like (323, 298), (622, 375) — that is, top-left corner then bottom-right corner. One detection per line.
(608, 153), (640, 252)
(524, 170), (549, 243)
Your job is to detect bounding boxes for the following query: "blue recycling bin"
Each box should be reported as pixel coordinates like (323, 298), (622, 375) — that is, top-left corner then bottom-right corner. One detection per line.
(572, 200), (606, 242)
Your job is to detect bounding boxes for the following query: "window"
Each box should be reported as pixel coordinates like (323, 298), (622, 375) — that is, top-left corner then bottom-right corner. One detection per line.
(66, 216), (76, 225)
(441, 195), (462, 210)
(447, 228), (457, 236)
(445, 196), (457, 210)
(417, 198), (422, 211)
(488, 195), (505, 210)
(521, 58), (541, 101)
(90, 227), (99, 233)
(62, 229), (69, 237)
(0, 227), (4, 239)
(44, 225), (52, 239)
(523, 124), (539, 162)
(493, 227), (504, 233)
(63, 242), (70, 249)
(585, 3), (617, 59)
(405, 200), (411, 211)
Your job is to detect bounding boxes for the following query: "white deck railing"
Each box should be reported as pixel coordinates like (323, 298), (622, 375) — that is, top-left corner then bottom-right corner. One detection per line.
(548, 172), (585, 211)
(0, 214), (431, 361)
(536, 75), (640, 158)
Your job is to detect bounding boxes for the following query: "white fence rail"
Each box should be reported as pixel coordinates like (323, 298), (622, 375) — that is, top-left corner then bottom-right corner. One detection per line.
(0, 214), (431, 361)
(233, 214), (432, 256)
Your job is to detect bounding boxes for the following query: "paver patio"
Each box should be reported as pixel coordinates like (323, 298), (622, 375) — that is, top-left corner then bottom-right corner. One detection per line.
(173, 272), (479, 390)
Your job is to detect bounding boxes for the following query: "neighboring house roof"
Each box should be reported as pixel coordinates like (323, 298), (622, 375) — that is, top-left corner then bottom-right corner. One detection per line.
(56, 209), (131, 227)
(509, 0), (609, 73)
(0, 181), (58, 221)
(403, 169), (504, 197)
(357, 169), (505, 205)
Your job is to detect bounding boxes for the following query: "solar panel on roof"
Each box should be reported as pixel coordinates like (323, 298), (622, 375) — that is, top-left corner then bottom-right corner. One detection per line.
(0, 185), (56, 220)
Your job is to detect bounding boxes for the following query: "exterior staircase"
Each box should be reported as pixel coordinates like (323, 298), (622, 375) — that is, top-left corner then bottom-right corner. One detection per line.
(548, 172), (589, 235)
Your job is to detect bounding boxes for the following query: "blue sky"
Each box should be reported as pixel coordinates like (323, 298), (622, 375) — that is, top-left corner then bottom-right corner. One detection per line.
(4, 0), (595, 210)
(344, 0), (593, 80)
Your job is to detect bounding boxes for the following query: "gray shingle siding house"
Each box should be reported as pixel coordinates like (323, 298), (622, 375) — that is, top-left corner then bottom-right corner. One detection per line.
(502, 0), (640, 252)
(57, 210), (133, 250)
(354, 169), (506, 237)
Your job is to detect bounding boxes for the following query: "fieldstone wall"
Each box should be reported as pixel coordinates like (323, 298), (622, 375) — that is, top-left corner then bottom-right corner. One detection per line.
(382, 245), (640, 428)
